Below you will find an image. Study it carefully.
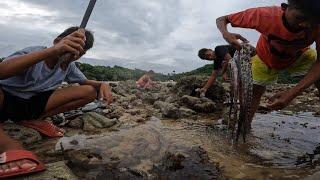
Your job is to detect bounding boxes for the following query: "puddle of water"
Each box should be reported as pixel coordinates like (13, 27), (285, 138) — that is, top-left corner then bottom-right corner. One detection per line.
(250, 112), (320, 167)
(57, 113), (320, 179)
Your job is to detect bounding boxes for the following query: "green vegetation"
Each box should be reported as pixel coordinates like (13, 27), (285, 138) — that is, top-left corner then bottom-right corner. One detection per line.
(0, 56), (297, 84)
(77, 63), (168, 81)
(77, 62), (297, 84)
(171, 64), (214, 80)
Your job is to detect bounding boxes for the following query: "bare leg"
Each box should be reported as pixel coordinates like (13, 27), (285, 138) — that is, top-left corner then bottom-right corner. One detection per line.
(40, 85), (97, 118)
(0, 85), (97, 174)
(0, 89), (37, 174)
(248, 84), (266, 124)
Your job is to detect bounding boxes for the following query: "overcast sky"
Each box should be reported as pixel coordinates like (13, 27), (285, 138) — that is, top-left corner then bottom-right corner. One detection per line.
(0, 0), (283, 73)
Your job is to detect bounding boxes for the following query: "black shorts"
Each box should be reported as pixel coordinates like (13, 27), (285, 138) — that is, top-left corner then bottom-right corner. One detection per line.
(0, 89), (54, 122)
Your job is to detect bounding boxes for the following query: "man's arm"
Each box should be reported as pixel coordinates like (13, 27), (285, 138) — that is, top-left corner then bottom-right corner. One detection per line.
(216, 16), (248, 50)
(202, 55), (231, 89)
(0, 47), (58, 80)
(267, 59), (320, 109)
(201, 70), (219, 93)
(0, 30), (85, 80)
(80, 80), (113, 104)
(80, 79), (104, 89)
(216, 7), (270, 49)
(293, 60), (320, 93)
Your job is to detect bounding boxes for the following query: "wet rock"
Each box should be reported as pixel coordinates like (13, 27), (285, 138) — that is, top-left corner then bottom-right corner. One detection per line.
(70, 139), (79, 145)
(102, 108), (112, 114)
(112, 86), (126, 96)
(112, 94), (123, 102)
(166, 81), (176, 87)
(64, 110), (83, 120)
(112, 80), (137, 96)
(97, 101), (108, 109)
(154, 101), (166, 110)
(162, 152), (186, 170)
(83, 112), (117, 131)
(135, 117), (146, 123)
(305, 171), (320, 180)
(83, 120), (96, 131)
(141, 92), (159, 104)
(3, 123), (42, 145)
(179, 107), (196, 117)
(180, 95), (216, 113)
(158, 92), (169, 102)
(67, 117), (84, 129)
(173, 76), (226, 103)
(162, 105), (180, 119)
(82, 102), (99, 112)
(120, 101), (132, 109)
(180, 95), (201, 107)
(118, 121), (139, 129)
(104, 106), (125, 119)
(65, 150), (104, 170)
(281, 110), (294, 116)
(51, 113), (66, 125)
(132, 99), (143, 106)
(296, 144), (320, 166)
(154, 101), (180, 119)
(85, 166), (148, 180)
(193, 102), (216, 113)
(119, 95), (138, 103)
(150, 146), (225, 180)
(127, 109), (142, 116)
(109, 82), (118, 87)
(165, 96), (178, 103)
(314, 109), (320, 117)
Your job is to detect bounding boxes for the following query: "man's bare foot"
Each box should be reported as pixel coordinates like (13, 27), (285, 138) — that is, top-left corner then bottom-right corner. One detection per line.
(0, 129), (37, 174)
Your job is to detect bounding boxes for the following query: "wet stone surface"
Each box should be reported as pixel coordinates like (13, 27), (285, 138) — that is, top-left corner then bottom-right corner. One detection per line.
(150, 147), (226, 180)
(5, 81), (320, 180)
(250, 112), (320, 166)
(3, 123), (42, 145)
(56, 118), (225, 179)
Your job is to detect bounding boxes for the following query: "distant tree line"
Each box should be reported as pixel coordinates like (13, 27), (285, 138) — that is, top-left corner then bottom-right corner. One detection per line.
(0, 59), (297, 84)
(78, 62), (297, 84)
(76, 62), (169, 81)
(171, 64), (214, 81)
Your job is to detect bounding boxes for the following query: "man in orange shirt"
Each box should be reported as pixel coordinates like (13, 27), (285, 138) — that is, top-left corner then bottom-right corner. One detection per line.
(216, 0), (320, 123)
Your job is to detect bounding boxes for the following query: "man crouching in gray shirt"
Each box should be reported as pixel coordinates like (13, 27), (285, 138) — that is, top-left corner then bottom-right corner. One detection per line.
(0, 27), (113, 178)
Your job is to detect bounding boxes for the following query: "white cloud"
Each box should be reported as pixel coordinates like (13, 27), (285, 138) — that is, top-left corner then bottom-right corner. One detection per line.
(0, 0), (55, 17)
(0, 0), (285, 73)
(0, 0), (60, 31)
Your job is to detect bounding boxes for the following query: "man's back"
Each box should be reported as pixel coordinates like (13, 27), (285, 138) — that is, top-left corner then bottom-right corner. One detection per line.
(228, 6), (320, 69)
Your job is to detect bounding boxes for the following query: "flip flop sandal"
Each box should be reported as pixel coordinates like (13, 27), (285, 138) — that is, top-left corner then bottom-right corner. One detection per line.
(17, 120), (65, 138)
(0, 149), (45, 179)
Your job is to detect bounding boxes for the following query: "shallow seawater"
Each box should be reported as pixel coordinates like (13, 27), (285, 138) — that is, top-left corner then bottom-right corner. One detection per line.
(57, 112), (320, 179)
(251, 112), (320, 166)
